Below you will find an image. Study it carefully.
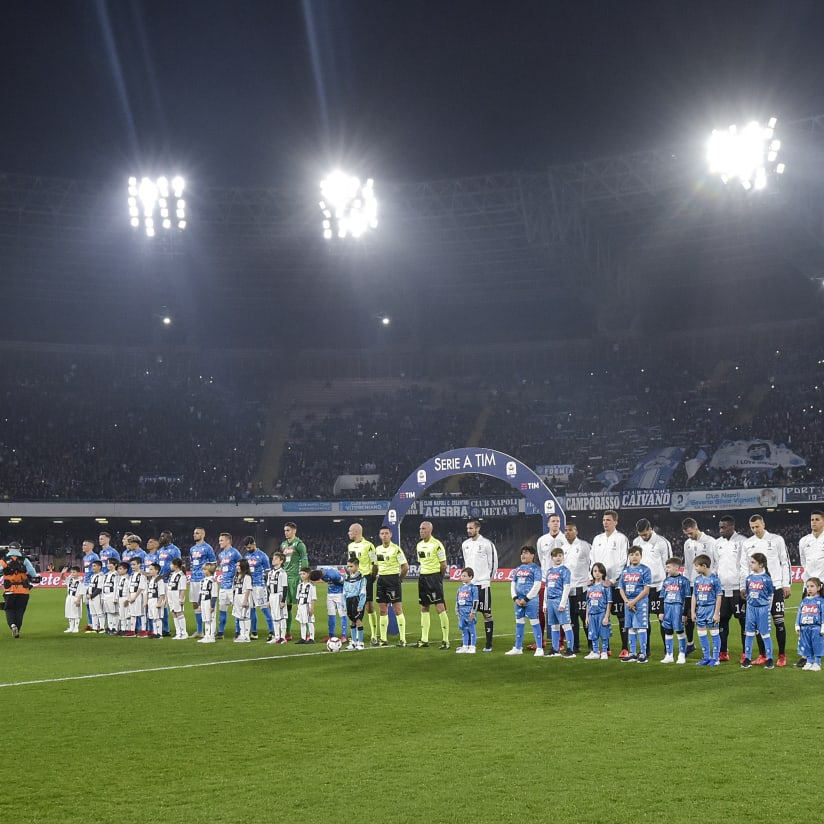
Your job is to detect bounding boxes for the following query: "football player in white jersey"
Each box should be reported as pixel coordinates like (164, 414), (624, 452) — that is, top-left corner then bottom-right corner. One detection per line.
(634, 518), (671, 656)
(715, 514), (747, 662)
(589, 510), (629, 656)
(462, 519), (499, 652)
(558, 520), (591, 653)
(741, 513), (791, 667)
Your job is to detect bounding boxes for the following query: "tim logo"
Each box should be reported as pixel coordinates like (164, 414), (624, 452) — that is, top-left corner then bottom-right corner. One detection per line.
(399, 491), (416, 500)
(387, 509), (397, 524)
(520, 481), (540, 491)
(505, 461), (517, 478)
(544, 501), (556, 515)
(417, 470), (427, 486)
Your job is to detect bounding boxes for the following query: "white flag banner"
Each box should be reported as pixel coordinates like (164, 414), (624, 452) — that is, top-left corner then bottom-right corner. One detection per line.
(708, 440), (805, 471)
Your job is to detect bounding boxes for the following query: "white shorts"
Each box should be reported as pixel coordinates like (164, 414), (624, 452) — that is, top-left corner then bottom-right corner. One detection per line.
(233, 596), (250, 620)
(103, 596), (118, 616)
(88, 596), (104, 617)
(65, 597), (81, 620)
(167, 592), (184, 613)
(297, 604), (313, 624)
(252, 585), (268, 609)
(147, 600), (163, 621)
(326, 591), (345, 616)
(189, 580), (202, 606)
(219, 588), (233, 610)
(200, 599), (214, 622)
(118, 599), (130, 621)
(128, 595), (145, 618)
(269, 596), (287, 621)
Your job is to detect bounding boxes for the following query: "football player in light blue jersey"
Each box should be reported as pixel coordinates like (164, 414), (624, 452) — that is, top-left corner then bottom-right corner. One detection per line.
(619, 547), (652, 663)
(545, 547), (575, 659)
(506, 546), (544, 656)
(343, 559), (367, 649)
(98, 532), (120, 570)
(691, 555), (723, 666)
(216, 532), (242, 639)
(659, 558), (690, 663)
(308, 566), (349, 640)
(242, 537), (274, 640)
(157, 531), (181, 635)
(80, 540), (100, 629)
(143, 538), (160, 573)
(741, 553), (775, 669)
(188, 527), (215, 637)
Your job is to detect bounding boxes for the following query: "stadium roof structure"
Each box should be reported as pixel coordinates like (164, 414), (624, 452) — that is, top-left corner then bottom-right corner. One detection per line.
(2, 114), (824, 344)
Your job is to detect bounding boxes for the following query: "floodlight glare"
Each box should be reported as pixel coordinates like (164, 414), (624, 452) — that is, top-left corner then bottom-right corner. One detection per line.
(319, 171), (378, 240)
(128, 175), (187, 236)
(707, 117), (785, 190)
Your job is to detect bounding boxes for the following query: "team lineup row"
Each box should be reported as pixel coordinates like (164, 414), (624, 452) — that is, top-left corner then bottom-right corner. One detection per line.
(62, 511), (824, 668)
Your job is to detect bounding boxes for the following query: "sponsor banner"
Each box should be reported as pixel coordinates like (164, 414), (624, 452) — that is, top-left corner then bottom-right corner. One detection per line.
(784, 486), (824, 503)
(332, 474), (380, 496)
(409, 497), (521, 519)
(669, 488), (782, 512)
(627, 447), (684, 489)
(338, 500), (391, 512)
(282, 501), (335, 513)
(536, 464), (575, 481)
(620, 490), (671, 508)
(564, 493), (621, 512)
(709, 439), (805, 471)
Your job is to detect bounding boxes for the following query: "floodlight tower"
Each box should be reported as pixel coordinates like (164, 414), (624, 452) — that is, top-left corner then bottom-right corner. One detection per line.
(707, 117), (786, 190)
(128, 176), (187, 236)
(318, 172), (378, 239)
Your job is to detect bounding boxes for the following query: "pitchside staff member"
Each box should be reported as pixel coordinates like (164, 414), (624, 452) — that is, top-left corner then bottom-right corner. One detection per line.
(681, 518), (718, 655)
(413, 521), (450, 650)
(559, 521), (591, 653)
(346, 523), (377, 644)
(634, 518), (670, 656)
(741, 514), (791, 668)
(1, 543), (38, 638)
(715, 515), (746, 662)
(462, 519), (499, 652)
(589, 510), (629, 656)
(375, 526), (409, 647)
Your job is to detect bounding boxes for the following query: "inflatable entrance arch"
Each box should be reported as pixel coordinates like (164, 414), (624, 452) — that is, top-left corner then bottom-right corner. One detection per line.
(382, 448), (565, 544)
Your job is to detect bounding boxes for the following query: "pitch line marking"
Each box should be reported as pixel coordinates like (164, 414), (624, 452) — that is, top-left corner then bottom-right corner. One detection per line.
(0, 647), (390, 690)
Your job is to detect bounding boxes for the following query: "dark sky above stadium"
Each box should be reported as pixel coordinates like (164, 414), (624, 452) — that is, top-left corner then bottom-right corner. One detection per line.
(4, 0), (824, 184)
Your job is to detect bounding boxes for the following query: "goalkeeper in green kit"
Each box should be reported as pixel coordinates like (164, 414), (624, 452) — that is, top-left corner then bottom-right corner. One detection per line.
(280, 522), (309, 640)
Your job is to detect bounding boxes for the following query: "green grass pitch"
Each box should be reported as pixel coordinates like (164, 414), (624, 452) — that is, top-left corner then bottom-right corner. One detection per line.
(2, 582), (815, 824)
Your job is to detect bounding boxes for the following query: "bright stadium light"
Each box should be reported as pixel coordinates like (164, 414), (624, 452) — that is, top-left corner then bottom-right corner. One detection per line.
(319, 172), (378, 240)
(707, 117), (785, 190)
(128, 175), (187, 236)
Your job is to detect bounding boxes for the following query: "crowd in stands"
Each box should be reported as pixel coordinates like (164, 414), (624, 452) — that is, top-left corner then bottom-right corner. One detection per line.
(1, 337), (823, 504)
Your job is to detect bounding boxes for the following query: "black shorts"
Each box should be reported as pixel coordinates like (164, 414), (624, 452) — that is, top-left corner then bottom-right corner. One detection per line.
(683, 595), (693, 621)
(720, 592), (745, 622)
(376, 574), (402, 604)
(476, 585), (492, 614)
(610, 586), (625, 621)
(364, 573), (375, 604)
(418, 573), (445, 606)
(569, 587), (587, 620)
(346, 596), (364, 624)
(648, 587), (662, 616)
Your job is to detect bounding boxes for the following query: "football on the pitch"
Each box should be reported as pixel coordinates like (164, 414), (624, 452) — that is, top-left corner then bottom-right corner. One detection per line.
(326, 636), (343, 653)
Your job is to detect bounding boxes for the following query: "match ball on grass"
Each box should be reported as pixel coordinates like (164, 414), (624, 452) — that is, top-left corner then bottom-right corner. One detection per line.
(326, 636), (343, 653)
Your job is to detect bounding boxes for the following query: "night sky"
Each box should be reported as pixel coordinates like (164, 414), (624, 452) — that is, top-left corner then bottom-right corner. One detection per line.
(2, 1), (824, 346)
(4, 1), (824, 183)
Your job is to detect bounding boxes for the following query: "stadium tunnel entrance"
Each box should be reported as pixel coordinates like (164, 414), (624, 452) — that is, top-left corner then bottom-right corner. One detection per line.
(382, 448), (565, 545)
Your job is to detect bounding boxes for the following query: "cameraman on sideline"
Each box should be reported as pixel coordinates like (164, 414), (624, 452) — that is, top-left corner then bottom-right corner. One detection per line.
(1, 543), (38, 638)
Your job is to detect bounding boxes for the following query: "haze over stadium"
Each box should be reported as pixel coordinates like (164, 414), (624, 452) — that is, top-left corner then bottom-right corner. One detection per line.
(4, 3), (824, 822)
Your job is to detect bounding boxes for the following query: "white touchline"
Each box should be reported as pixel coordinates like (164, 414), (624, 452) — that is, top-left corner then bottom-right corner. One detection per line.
(0, 647), (391, 690)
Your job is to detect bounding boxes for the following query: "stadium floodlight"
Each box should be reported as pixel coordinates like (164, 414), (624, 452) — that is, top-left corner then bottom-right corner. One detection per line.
(319, 172), (378, 240)
(707, 117), (785, 190)
(128, 175), (187, 236)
